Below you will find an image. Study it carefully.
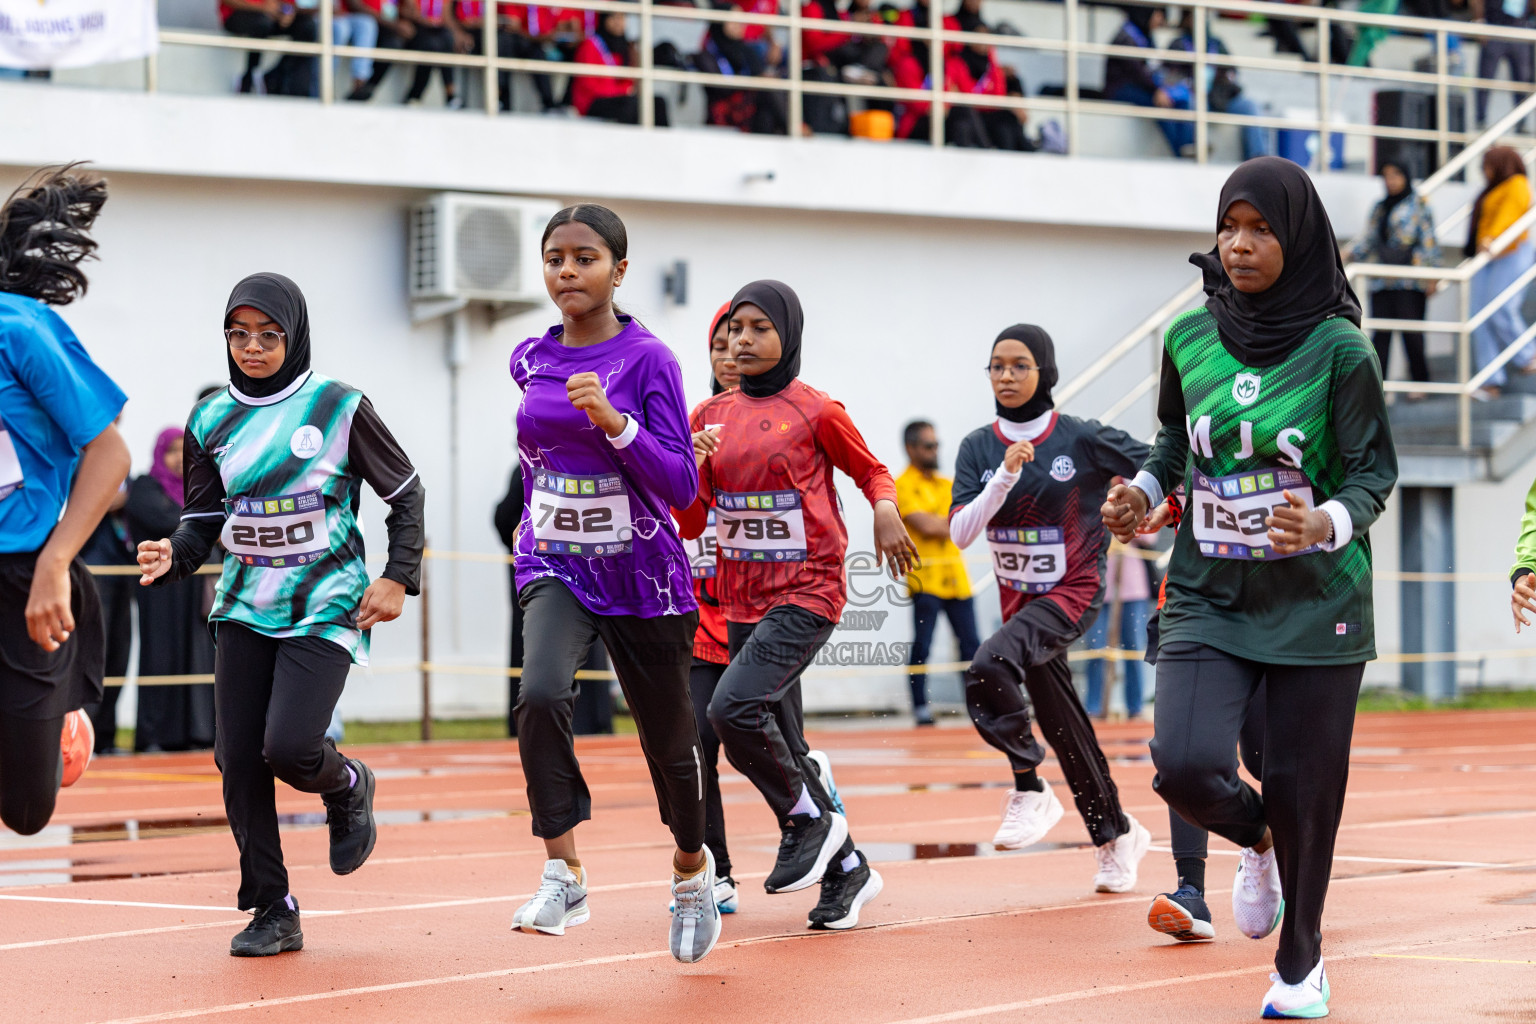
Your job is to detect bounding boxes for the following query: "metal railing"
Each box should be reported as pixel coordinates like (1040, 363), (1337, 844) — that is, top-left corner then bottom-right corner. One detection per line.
(124, 0), (1536, 155)
(1055, 90), (1536, 451)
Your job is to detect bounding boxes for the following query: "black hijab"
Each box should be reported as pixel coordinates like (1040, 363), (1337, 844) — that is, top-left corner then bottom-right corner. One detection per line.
(1376, 160), (1413, 245)
(597, 14), (632, 63)
(729, 279), (802, 399)
(1123, 4), (1157, 41)
(992, 324), (1057, 423)
(1189, 156), (1360, 368)
(959, 45), (991, 83)
(224, 272), (312, 400)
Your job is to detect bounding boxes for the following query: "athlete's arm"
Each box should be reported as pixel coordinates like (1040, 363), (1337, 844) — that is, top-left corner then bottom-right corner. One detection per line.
(815, 402), (899, 508)
(26, 423), (130, 651)
(139, 429), (224, 587)
(672, 499), (709, 541)
(1312, 348), (1399, 553)
(604, 356), (700, 512)
(1107, 350), (1187, 541)
(349, 397), (425, 598)
(1091, 422), (1153, 479)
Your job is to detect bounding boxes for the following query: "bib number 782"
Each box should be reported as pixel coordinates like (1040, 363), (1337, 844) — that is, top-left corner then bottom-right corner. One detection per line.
(534, 504), (613, 535)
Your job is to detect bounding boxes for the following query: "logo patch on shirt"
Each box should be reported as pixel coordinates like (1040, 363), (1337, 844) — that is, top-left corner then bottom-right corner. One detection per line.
(981, 469), (995, 483)
(211, 443), (233, 458)
(290, 426), (323, 459)
(1049, 455), (1076, 482)
(1232, 373), (1262, 407)
(1335, 622), (1361, 636)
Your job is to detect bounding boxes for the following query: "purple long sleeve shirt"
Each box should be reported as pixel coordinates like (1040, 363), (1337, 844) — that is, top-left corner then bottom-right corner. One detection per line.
(510, 317), (699, 618)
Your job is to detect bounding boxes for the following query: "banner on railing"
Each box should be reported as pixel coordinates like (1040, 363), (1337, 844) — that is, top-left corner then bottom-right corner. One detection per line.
(0, 0), (157, 70)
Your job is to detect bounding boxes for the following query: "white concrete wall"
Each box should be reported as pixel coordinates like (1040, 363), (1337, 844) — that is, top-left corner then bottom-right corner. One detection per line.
(2, 76), (1518, 722)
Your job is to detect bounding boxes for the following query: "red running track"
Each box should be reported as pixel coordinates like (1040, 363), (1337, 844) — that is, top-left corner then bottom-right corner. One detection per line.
(2, 710), (1534, 1023)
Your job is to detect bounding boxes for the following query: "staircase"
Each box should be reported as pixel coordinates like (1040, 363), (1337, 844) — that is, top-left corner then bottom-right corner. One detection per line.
(1057, 90), (1536, 490)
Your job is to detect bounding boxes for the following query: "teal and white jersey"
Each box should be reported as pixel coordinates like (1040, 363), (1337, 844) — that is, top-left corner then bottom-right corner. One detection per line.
(175, 371), (421, 663)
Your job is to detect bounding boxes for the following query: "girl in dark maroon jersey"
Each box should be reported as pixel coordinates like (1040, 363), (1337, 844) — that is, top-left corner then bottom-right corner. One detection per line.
(950, 324), (1152, 893)
(684, 279), (916, 931)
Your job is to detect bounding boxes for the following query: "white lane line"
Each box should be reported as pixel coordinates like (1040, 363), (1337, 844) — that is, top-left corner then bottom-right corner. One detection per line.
(1145, 846), (1505, 870)
(0, 896), (316, 914)
(0, 921), (241, 952)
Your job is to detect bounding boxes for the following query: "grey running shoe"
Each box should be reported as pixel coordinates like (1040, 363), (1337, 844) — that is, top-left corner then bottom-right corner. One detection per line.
(670, 846), (722, 964)
(512, 859), (589, 936)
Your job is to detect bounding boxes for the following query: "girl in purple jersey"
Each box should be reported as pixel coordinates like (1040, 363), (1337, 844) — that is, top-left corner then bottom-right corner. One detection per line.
(507, 204), (720, 965)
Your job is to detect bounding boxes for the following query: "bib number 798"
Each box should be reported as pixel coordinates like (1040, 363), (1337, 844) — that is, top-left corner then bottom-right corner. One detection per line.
(534, 505), (613, 534)
(723, 516), (793, 541)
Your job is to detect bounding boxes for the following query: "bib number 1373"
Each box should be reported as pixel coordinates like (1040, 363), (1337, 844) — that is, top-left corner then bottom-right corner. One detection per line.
(986, 526), (1067, 594)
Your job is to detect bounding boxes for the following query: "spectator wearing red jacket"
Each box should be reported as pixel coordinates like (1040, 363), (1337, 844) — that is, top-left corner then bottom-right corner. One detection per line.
(454, 2), (558, 109)
(573, 11), (671, 125)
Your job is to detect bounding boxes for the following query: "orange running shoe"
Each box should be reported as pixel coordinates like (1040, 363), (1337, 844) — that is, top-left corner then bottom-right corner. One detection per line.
(60, 709), (95, 788)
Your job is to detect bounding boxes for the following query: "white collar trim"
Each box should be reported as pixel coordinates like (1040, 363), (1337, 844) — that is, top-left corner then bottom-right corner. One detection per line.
(997, 410), (1054, 442)
(230, 371), (311, 407)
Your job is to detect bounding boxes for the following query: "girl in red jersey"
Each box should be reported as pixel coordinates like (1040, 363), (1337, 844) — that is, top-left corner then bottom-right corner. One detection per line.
(686, 280), (917, 931)
(673, 302), (742, 915)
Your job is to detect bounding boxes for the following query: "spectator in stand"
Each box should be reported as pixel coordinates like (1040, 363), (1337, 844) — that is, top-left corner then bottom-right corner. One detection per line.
(1167, 10), (1269, 161)
(992, 70), (1037, 151)
(801, 0), (890, 82)
(455, 2), (558, 111)
(1473, 0), (1535, 129)
(1102, 5), (1193, 157)
(1261, 0), (1353, 66)
(333, 1), (382, 99)
(1082, 532), (1150, 720)
(220, 1), (319, 97)
(573, 11), (671, 125)
(895, 421), (980, 727)
(1341, 160), (1440, 395)
(78, 432), (135, 757)
(529, 2), (598, 106)
(347, 2), (419, 101)
(401, 0), (473, 106)
(697, 19), (789, 133)
(1467, 146), (1536, 397)
(892, 25), (1002, 146)
(126, 429), (216, 753)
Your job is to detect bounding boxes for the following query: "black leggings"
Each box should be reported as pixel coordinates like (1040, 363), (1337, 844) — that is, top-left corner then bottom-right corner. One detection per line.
(405, 25), (457, 102)
(586, 94), (671, 127)
(0, 711), (63, 835)
(1168, 680), (1267, 860)
(689, 659), (732, 878)
(965, 597), (1130, 846)
(1151, 642), (1362, 984)
(516, 578), (703, 850)
(214, 623), (352, 910)
(1369, 289), (1430, 384)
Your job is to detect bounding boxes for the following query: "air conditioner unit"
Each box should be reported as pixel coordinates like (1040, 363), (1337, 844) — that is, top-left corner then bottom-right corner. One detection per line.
(409, 193), (560, 312)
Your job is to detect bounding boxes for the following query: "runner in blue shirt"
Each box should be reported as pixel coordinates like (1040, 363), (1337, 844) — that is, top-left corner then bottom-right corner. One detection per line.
(0, 164), (131, 836)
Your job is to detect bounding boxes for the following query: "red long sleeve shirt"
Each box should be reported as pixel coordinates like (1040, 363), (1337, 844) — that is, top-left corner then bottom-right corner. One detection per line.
(688, 380), (896, 625)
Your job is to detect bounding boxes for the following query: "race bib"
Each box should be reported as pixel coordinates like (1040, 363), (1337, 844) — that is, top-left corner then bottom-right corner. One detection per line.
(1191, 466), (1318, 560)
(0, 417), (22, 502)
(222, 489), (330, 568)
(530, 470), (633, 556)
(986, 526), (1066, 594)
(689, 508), (719, 579)
(714, 489), (807, 563)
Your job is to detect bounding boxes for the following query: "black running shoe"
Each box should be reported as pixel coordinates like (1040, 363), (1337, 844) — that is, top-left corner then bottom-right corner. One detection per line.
(807, 851), (884, 930)
(764, 809), (848, 894)
(1147, 883), (1216, 942)
(323, 758), (376, 875)
(230, 898), (303, 957)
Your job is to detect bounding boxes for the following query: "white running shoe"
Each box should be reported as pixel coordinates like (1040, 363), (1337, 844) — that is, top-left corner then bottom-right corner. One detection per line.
(669, 846), (722, 964)
(1261, 958), (1330, 1019)
(806, 750), (845, 814)
(511, 859), (589, 936)
(1233, 845), (1284, 940)
(1092, 813), (1151, 893)
(991, 781), (1065, 850)
(669, 874), (738, 914)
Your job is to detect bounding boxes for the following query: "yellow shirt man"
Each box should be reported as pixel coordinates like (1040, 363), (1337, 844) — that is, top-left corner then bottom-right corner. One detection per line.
(896, 466), (972, 600)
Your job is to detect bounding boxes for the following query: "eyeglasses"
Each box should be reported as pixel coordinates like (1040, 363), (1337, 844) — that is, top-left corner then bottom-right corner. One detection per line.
(225, 328), (285, 352)
(985, 362), (1039, 379)
(912, 441), (939, 450)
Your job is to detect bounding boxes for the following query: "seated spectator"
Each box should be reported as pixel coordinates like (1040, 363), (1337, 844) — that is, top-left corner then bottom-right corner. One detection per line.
(801, 0), (889, 81)
(1102, 5), (1193, 156)
(347, 2), (418, 101)
(991, 69), (1037, 151)
(697, 19), (790, 133)
(527, 4), (598, 107)
(333, 1), (382, 99)
(1261, 0), (1353, 66)
(455, 1), (558, 110)
(1166, 10), (1270, 160)
(892, 29), (1002, 146)
(573, 11), (671, 125)
(401, 0), (473, 106)
(220, 0), (319, 97)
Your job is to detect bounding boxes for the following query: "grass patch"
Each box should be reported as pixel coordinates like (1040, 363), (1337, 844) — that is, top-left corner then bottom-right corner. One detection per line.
(1357, 688), (1536, 713)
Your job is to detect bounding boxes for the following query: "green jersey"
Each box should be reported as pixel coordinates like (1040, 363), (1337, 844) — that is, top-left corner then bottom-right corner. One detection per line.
(1138, 309), (1397, 665)
(167, 372), (423, 663)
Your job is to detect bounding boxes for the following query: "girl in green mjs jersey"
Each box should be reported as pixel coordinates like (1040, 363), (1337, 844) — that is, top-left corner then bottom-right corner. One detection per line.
(136, 273), (425, 958)
(1102, 157), (1397, 1021)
